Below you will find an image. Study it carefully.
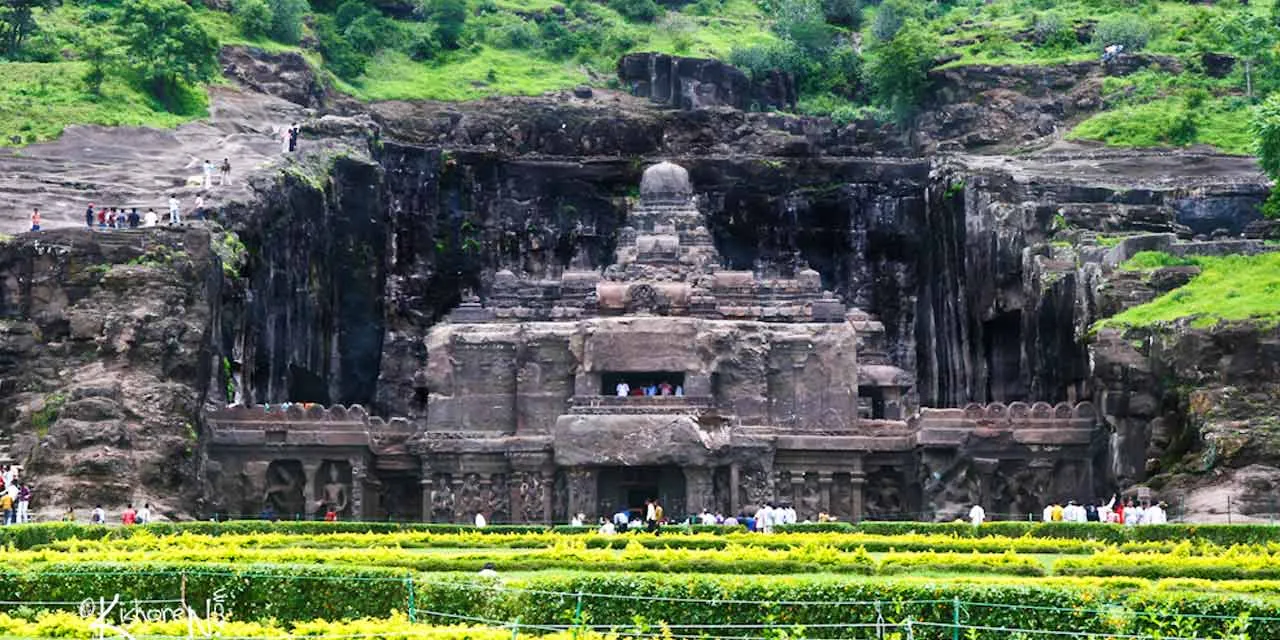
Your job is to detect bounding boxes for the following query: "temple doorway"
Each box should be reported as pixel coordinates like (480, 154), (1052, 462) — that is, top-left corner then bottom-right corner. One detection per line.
(597, 466), (686, 520)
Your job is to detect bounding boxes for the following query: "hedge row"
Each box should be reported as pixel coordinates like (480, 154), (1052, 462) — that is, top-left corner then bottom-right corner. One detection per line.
(1056, 550), (1280, 580)
(15, 546), (1048, 577)
(0, 562), (411, 624)
(44, 529), (1119, 556)
(7, 521), (1280, 550)
(6, 562), (1280, 637)
(419, 572), (1280, 639)
(0, 614), (593, 640)
(781, 521), (1280, 546)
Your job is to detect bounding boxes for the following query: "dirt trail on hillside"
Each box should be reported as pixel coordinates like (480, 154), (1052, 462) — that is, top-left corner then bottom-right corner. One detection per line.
(0, 86), (307, 234)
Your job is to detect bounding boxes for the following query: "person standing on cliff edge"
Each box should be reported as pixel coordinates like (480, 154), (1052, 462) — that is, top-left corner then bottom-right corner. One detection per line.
(30, 208), (40, 231)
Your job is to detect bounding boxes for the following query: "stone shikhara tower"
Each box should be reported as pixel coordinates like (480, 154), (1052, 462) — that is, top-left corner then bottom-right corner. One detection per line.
(208, 162), (1098, 523)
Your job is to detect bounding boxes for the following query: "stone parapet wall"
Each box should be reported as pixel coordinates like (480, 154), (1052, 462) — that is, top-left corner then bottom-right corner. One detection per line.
(208, 404), (414, 433)
(916, 401), (1098, 447)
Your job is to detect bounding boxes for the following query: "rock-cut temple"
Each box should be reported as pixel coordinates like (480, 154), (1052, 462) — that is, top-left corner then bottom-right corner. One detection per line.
(208, 162), (1100, 523)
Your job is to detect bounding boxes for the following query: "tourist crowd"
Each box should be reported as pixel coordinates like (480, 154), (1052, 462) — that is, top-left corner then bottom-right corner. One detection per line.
(0, 465), (30, 525)
(29, 121), (304, 233)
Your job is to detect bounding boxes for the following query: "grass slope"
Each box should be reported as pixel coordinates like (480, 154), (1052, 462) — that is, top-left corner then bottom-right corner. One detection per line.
(1098, 252), (1280, 328)
(0, 62), (203, 145)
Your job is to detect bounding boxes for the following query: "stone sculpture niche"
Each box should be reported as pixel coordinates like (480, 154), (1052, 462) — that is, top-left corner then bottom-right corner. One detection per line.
(263, 460), (305, 516)
(315, 460), (353, 516)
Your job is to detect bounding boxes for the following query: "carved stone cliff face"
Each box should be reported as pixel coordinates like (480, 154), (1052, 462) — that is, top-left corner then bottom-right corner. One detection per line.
(0, 229), (218, 516)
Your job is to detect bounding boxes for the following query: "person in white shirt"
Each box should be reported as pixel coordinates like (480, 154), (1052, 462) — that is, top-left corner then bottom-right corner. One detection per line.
(202, 160), (215, 188)
(144, 208), (159, 227)
(136, 503), (152, 524)
(699, 510), (716, 525)
(597, 518), (615, 535)
(616, 382), (630, 397)
(1145, 502), (1167, 525)
(785, 505), (797, 525)
(1126, 503), (1144, 526)
(754, 503), (774, 533)
(1042, 504), (1054, 522)
(167, 196), (181, 225)
(91, 505), (106, 524)
(969, 504), (986, 526)
(474, 512), (487, 527)
(478, 562), (498, 578)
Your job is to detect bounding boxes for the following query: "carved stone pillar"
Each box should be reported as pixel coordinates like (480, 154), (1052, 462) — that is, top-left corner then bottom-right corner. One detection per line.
(567, 467), (597, 519)
(451, 475), (465, 522)
(541, 469), (555, 522)
(302, 461), (321, 519)
(790, 471), (805, 509)
(351, 459), (367, 520)
(850, 456), (865, 523)
(729, 463), (740, 514)
(419, 460), (433, 523)
(683, 467), (714, 515)
(818, 471), (833, 515)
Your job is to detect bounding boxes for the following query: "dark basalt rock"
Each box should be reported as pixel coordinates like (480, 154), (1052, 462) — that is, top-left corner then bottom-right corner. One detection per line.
(218, 46), (327, 109)
(618, 52), (797, 112)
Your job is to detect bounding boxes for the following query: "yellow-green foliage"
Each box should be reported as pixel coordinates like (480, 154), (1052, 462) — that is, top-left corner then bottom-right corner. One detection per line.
(0, 611), (607, 640)
(1098, 252), (1280, 328)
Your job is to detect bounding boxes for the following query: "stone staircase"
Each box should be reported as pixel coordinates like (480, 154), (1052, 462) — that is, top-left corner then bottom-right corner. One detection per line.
(0, 86), (308, 234)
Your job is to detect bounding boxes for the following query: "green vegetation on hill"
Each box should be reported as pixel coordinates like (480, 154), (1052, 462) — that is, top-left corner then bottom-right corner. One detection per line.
(1099, 251), (1280, 329)
(2, 0), (1280, 155)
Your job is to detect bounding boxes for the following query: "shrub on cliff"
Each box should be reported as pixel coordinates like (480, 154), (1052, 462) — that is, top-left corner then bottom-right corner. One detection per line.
(870, 0), (923, 42)
(315, 14), (368, 78)
(233, 0), (274, 39)
(865, 19), (936, 122)
(1252, 93), (1280, 219)
(267, 0), (308, 44)
(609, 0), (662, 23)
(1092, 13), (1151, 52)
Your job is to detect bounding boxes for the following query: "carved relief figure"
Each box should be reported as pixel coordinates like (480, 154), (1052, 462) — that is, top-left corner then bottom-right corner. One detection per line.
(518, 472), (547, 523)
(262, 460), (305, 516)
(740, 468), (773, 511)
(458, 473), (485, 518)
(798, 473), (821, 520)
(430, 473), (456, 522)
(490, 474), (511, 522)
(864, 471), (902, 519)
(317, 461), (351, 515)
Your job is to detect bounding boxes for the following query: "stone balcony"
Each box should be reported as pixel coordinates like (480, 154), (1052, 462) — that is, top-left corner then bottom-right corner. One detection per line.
(568, 395), (717, 415)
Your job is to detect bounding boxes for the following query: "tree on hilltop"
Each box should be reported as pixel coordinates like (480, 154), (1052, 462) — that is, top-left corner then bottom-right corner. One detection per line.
(117, 0), (219, 109)
(0, 0), (58, 59)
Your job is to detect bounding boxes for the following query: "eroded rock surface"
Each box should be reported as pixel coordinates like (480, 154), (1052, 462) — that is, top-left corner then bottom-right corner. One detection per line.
(0, 228), (219, 518)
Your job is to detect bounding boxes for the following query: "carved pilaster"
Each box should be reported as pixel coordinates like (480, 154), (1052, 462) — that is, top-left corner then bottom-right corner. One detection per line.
(683, 467), (714, 515)
(351, 459), (367, 520)
(419, 459), (433, 523)
(818, 471), (833, 515)
(567, 467), (597, 519)
(850, 456), (866, 523)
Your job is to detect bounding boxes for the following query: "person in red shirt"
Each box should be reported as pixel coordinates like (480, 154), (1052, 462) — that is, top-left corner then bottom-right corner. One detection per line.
(323, 503), (337, 522)
(122, 503), (138, 525)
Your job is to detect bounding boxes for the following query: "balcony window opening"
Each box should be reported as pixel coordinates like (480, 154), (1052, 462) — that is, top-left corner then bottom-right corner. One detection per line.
(601, 372), (686, 397)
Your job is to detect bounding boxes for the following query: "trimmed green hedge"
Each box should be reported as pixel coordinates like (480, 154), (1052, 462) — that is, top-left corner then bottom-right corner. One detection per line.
(0, 522), (549, 549)
(3, 562), (412, 623)
(419, 573), (1280, 638)
(779, 522), (1280, 546)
